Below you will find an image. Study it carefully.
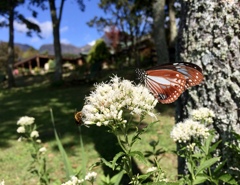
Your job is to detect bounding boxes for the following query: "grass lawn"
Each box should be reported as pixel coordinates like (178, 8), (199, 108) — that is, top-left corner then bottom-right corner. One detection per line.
(0, 70), (177, 184)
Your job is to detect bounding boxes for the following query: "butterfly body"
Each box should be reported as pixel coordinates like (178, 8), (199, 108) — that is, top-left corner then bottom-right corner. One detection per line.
(136, 62), (203, 104)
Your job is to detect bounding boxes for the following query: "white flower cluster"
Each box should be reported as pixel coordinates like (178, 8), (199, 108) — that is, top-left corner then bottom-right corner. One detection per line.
(17, 116), (35, 126)
(39, 147), (47, 154)
(61, 176), (84, 185)
(146, 167), (157, 173)
(170, 119), (210, 143)
(16, 116), (39, 139)
(81, 76), (158, 126)
(85, 171), (97, 182)
(61, 172), (97, 185)
(0, 180), (4, 185)
(191, 107), (215, 124)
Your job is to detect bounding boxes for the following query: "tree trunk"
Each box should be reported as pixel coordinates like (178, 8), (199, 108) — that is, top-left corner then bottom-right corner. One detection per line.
(176, 0), (240, 179)
(168, 0), (177, 63)
(7, 1), (16, 88)
(49, 0), (63, 83)
(168, 0), (177, 49)
(152, 0), (169, 64)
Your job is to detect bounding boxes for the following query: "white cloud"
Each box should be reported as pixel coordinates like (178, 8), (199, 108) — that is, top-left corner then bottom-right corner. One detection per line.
(14, 21), (29, 33)
(61, 38), (70, 44)
(14, 17), (52, 39)
(60, 26), (68, 33)
(88, 40), (96, 46)
(14, 17), (69, 39)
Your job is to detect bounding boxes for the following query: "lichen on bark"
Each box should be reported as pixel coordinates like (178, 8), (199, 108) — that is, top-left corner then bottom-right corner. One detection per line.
(176, 0), (240, 179)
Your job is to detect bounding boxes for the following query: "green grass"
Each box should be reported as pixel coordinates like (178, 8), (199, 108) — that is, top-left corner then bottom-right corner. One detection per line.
(0, 71), (177, 184)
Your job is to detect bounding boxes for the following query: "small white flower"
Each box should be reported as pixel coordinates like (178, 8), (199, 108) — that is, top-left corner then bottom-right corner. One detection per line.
(17, 126), (25, 133)
(191, 107), (215, 124)
(30, 130), (39, 138)
(170, 119), (210, 143)
(186, 143), (196, 151)
(61, 176), (84, 185)
(39, 147), (47, 154)
(36, 139), (42, 143)
(146, 167), (157, 173)
(17, 116), (35, 126)
(85, 171), (97, 182)
(0, 180), (4, 185)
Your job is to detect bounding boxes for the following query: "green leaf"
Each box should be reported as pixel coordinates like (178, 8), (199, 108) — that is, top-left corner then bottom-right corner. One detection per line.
(101, 158), (114, 169)
(209, 140), (221, 153)
(143, 182), (180, 185)
(186, 162), (194, 179)
(219, 174), (238, 185)
(195, 157), (220, 175)
(137, 173), (151, 180)
(129, 151), (147, 164)
(193, 174), (208, 184)
(213, 159), (226, 175)
(112, 152), (125, 170)
(111, 170), (125, 185)
(50, 109), (73, 179)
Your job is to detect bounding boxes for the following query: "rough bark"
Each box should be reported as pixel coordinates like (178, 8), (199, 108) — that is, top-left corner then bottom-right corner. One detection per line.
(152, 0), (169, 64)
(49, 0), (64, 83)
(7, 1), (16, 88)
(176, 0), (240, 178)
(168, 0), (177, 49)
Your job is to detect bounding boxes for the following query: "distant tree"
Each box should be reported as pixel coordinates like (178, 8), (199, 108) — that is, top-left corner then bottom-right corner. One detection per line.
(167, 0), (177, 49)
(104, 25), (120, 54)
(22, 47), (39, 59)
(87, 39), (110, 65)
(0, 42), (22, 72)
(0, 0), (41, 88)
(88, 0), (152, 67)
(31, 0), (85, 84)
(151, 0), (169, 64)
(176, 0), (240, 180)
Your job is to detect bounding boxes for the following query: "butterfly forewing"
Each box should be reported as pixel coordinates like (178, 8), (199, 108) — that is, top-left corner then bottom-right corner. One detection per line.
(145, 70), (186, 103)
(137, 62), (203, 104)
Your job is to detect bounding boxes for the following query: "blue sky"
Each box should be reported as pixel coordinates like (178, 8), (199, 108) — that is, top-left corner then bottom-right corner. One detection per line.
(0, 0), (106, 49)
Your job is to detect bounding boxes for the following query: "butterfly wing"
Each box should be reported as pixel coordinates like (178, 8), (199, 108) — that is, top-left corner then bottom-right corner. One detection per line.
(139, 62), (203, 104)
(145, 70), (186, 103)
(147, 62), (203, 88)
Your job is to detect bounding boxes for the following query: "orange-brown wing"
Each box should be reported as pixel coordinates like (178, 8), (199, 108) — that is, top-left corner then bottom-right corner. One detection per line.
(145, 70), (187, 104)
(147, 62), (204, 88)
(136, 62), (203, 104)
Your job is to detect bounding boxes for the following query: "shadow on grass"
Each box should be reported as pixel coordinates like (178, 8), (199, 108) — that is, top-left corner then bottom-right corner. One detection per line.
(0, 70), (175, 183)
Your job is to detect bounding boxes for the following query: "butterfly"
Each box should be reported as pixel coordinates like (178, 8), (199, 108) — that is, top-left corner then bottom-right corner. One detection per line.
(74, 111), (83, 125)
(136, 62), (204, 104)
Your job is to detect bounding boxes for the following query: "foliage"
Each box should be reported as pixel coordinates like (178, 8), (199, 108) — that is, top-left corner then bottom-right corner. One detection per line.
(0, 42), (22, 72)
(86, 39), (110, 64)
(0, 0), (41, 87)
(47, 59), (55, 72)
(88, 0), (153, 66)
(22, 47), (39, 59)
(79, 77), (238, 184)
(16, 116), (51, 185)
(29, 0), (85, 83)
(0, 0), (41, 36)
